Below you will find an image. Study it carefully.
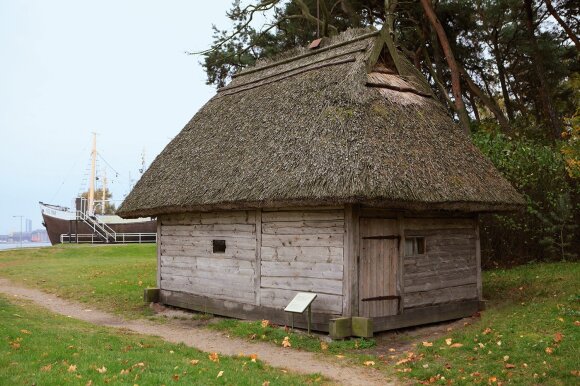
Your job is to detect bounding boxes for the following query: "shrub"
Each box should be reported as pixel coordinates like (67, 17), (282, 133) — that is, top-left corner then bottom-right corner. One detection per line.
(472, 130), (579, 266)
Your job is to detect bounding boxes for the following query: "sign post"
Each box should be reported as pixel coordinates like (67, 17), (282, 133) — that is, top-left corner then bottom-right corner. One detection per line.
(284, 292), (317, 334)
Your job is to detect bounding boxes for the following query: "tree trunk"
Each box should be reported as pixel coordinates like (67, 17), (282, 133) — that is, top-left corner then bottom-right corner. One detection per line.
(459, 65), (511, 132)
(467, 90), (481, 123)
(422, 46), (457, 114)
(492, 28), (515, 121)
(524, 0), (561, 138)
(420, 0), (470, 133)
(544, 0), (580, 53)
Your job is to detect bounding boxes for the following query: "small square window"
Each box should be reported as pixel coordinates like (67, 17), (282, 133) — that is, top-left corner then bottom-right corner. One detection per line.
(405, 236), (425, 255)
(212, 239), (226, 253)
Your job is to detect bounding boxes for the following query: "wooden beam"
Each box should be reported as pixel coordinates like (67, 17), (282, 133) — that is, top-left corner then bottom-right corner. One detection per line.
(157, 217), (162, 288)
(373, 300), (480, 331)
(343, 204), (360, 317)
(255, 209), (262, 306)
(397, 213), (405, 313)
(475, 215), (482, 301)
(161, 290), (337, 332)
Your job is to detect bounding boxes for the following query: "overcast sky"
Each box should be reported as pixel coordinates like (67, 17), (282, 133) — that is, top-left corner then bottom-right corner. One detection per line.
(0, 0), (238, 234)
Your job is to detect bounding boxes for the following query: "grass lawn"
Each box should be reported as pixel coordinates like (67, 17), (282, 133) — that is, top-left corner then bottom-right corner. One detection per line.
(0, 245), (578, 384)
(0, 295), (325, 385)
(391, 262), (580, 385)
(0, 244), (157, 318)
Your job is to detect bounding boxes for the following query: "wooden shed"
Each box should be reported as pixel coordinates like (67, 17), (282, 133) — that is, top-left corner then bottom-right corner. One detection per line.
(118, 28), (523, 332)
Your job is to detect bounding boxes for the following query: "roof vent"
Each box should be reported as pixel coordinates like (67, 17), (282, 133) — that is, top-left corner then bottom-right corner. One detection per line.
(309, 38), (322, 50)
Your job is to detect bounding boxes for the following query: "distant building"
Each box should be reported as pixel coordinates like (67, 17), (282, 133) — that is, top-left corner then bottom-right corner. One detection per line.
(31, 229), (49, 243)
(25, 219), (32, 233)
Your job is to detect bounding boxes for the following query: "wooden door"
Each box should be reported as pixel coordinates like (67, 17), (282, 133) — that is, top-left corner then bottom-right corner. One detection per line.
(358, 218), (399, 318)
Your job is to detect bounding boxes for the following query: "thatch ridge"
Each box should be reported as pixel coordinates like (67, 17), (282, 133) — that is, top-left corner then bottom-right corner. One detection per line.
(118, 29), (524, 218)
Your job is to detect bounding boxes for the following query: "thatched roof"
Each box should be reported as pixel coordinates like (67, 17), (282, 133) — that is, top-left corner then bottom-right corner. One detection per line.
(118, 28), (523, 218)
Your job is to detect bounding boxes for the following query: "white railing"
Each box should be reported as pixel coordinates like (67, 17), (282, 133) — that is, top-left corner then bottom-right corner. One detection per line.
(60, 233), (157, 244)
(76, 210), (117, 242)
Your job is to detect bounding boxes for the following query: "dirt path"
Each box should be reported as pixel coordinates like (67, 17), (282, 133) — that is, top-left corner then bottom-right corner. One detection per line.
(0, 278), (395, 386)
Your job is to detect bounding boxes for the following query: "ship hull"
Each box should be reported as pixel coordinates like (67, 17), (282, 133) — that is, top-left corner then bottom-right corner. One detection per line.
(40, 203), (156, 245)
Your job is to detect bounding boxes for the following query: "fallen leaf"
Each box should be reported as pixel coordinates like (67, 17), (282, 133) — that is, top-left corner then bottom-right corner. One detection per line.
(505, 363), (516, 369)
(217, 370), (224, 378)
(396, 368), (412, 373)
(68, 364), (77, 373)
(478, 343), (485, 348)
(545, 347), (553, 354)
(120, 369), (130, 375)
(262, 382), (270, 386)
(96, 366), (107, 374)
(189, 359), (199, 365)
(503, 355), (509, 362)
(320, 341), (328, 351)
(133, 362), (145, 368)
(41, 364), (52, 372)
(422, 341), (433, 347)
(450, 343), (463, 348)
(445, 338), (453, 346)
(557, 317), (564, 322)
(571, 370), (579, 376)
(574, 321), (580, 326)
(364, 361), (375, 366)
(471, 372), (481, 377)
(335, 355), (345, 359)
(10, 342), (21, 349)
(86, 381), (93, 386)
(20, 329), (31, 335)
(282, 336), (291, 348)
(388, 348), (396, 352)
(172, 374), (179, 381)
(396, 358), (410, 366)
(488, 376), (497, 383)
(482, 328), (492, 335)
(261, 320), (270, 328)
(249, 354), (258, 363)
(496, 341), (502, 346)
(422, 364), (429, 368)
(554, 332), (563, 343)
(209, 353), (219, 362)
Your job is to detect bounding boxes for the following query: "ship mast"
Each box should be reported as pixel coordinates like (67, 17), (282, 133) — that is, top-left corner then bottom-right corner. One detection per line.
(88, 132), (96, 215)
(101, 168), (107, 215)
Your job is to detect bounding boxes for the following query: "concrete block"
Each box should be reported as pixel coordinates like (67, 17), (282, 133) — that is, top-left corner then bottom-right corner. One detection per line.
(329, 317), (352, 339)
(351, 317), (373, 338)
(143, 288), (160, 303)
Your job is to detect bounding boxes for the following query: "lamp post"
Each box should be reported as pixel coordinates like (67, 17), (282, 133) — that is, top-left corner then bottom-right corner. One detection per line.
(12, 216), (23, 248)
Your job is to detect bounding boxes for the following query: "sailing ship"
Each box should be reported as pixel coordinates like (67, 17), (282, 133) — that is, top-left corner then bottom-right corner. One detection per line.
(40, 134), (156, 245)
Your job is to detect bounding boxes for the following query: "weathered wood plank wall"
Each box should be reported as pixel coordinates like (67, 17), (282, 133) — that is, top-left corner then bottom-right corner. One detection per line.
(159, 211), (257, 305)
(403, 218), (478, 309)
(260, 209), (345, 314)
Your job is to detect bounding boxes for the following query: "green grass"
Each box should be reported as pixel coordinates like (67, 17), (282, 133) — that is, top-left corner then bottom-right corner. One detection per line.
(0, 244), (157, 318)
(393, 262), (580, 385)
(209, 319), (375, 354)
(0, 295), (326, 385)
(1, 246), (578, 384)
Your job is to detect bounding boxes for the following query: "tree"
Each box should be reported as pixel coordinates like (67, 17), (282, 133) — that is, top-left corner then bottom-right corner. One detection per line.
(81, 188), (116, 215)
(199, 0), (578, 138)
(419, 0), (470, 132)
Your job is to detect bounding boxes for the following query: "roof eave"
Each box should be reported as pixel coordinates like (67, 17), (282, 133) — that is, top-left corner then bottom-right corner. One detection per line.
(117, 197), (524, 219)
